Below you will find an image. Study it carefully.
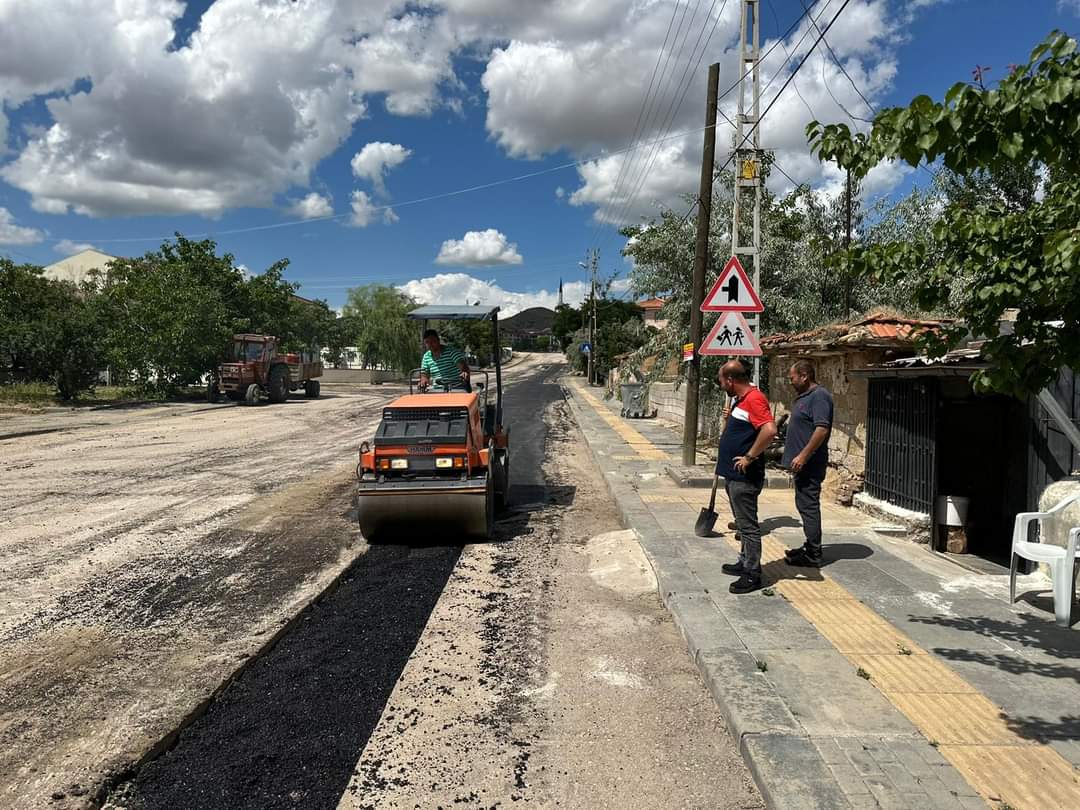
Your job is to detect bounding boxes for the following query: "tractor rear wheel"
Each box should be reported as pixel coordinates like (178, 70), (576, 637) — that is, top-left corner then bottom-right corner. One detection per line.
(206, 380), (220, 403)
(268, 365), (289, 403)
(244, 383), (261, 405)
(304, 379), (321, 398)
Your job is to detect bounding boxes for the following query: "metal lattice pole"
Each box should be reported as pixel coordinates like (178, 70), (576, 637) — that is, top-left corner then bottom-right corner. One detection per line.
(732, 0), (762, 386)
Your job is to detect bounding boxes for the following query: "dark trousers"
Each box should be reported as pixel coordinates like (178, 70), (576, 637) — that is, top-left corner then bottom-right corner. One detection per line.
(795, 475), (823, 557)
(726, 478), (763, 576)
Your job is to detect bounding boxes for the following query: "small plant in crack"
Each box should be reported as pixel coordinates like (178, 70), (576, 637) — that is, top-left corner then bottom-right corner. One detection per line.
(897, 643), (913, 656)
(856, 667), (871, 680)
(757, 660), (768, 673)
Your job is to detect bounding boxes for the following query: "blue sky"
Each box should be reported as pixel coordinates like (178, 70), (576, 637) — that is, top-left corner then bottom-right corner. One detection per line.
(0, 1), (1076, 315)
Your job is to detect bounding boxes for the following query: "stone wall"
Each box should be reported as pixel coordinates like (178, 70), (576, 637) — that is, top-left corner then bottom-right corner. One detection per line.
(321, 368), (403, 384)
(767, 350), (886, 503)
(1036, 479), (1080, 575)
(644, 380), (727, 440)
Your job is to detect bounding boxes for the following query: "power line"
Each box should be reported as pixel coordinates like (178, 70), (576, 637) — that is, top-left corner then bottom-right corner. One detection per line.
(48, 122), (724, 247)
(606, 0), (723, 233)
(586, 0), (691, 235)
(798, 0), (875, 122)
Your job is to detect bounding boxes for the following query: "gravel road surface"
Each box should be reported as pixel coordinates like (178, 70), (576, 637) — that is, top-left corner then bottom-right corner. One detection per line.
(94, 362), (761, 810)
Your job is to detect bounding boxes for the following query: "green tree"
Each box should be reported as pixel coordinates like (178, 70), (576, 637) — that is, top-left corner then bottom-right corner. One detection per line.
(0, 259), (103, 399)
(343, 284), (420, 371)
(96, 242), (236, 394)
(552, 303), (583, 348)
(807, 31), (1080, 396)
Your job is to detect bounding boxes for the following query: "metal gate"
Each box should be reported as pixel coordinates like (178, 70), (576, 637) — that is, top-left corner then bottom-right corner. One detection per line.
(1027, 367), (1080, 510)
(866, 379), (938, 513)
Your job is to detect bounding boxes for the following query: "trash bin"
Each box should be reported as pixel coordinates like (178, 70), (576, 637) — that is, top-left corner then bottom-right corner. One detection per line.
(935, 495), (969, 527)
(620, 382), (648, 418)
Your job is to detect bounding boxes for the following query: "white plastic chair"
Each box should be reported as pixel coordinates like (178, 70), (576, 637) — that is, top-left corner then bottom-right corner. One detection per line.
(1010, 492), (1080, 626)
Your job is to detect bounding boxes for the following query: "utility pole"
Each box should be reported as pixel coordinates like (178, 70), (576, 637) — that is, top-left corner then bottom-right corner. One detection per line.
(581, 249), (598, 386)
(682, 62), (720, 466)
(732, 0), (762, 386)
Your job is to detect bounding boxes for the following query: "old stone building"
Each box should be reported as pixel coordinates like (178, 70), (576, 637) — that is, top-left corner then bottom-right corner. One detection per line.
(760, 313), (948, 505)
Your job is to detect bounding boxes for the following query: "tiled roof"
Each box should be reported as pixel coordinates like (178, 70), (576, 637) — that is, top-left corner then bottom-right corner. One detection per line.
(638, 297), (666, 310)
(761, 312), (951, 353)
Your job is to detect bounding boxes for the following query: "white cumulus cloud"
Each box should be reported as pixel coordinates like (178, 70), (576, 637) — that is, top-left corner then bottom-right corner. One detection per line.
(53, 238), (98, 255)
(435, 229), (523, 267)
(350, 142), (413, 196)
(0, 208), (44, 245)
(288, 192), (334, 220)
(398, 272), (631, 317)
(349, 189), (397, 228)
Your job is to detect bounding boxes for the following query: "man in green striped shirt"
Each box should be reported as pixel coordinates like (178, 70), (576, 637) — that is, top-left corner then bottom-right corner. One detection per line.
(419, 329), (472, 392)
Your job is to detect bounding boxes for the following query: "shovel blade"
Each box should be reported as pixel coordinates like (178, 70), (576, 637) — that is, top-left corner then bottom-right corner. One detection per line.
(695, 507), (718, 537)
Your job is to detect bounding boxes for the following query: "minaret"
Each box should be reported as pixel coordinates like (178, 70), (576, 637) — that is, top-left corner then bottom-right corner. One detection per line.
(558, 277), (564, 308)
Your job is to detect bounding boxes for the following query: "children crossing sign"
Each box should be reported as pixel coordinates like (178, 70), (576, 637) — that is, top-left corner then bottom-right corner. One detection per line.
(701, 256), (763, 313)
(699, 311), (761, 356)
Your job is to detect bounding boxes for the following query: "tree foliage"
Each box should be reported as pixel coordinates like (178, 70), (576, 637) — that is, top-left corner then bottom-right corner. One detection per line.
(0, 259), (102, 399)
(807, 31), (1080, 396)
(343, 284), (420, 371)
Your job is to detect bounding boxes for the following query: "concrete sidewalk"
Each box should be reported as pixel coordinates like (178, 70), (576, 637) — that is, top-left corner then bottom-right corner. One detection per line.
(564, 378), (1080, 810)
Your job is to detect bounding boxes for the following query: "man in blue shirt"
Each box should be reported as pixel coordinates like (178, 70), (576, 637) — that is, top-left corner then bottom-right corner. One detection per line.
(781, 359), (834, 567)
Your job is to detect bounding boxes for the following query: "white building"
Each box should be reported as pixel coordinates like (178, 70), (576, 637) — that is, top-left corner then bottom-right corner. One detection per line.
(42, 248), (118, 286)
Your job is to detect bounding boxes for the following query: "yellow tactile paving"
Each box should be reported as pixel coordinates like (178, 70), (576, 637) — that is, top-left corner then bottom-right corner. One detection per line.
(772, 576), (853, 601)
(791, 597), (899, 628)
(813, 620), (929, 655)
(888, 693), (1027, 746)
(848, 654), (975, 694)
(640, 493), (695, 504)
(575, 383), (669, 460)
(940, 745), (1080, 809)
(572, 380), (1080, 808)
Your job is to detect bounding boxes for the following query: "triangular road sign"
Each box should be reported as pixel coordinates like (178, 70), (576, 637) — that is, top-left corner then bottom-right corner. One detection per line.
(701, 256), (763, 313)
(699, 311), (761, 356)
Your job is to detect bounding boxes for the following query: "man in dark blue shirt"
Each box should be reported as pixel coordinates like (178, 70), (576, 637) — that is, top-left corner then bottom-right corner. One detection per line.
(781, 359), (834, 567)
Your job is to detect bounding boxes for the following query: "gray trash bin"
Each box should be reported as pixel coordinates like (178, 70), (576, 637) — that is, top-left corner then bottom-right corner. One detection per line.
(620, 382), (648, 418)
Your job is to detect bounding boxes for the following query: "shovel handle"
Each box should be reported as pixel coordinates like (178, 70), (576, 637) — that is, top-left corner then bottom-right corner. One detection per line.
(707, 472), (720, 512)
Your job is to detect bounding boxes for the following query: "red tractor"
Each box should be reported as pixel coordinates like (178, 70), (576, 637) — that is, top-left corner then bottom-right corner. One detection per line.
(208, 334), (323, 405)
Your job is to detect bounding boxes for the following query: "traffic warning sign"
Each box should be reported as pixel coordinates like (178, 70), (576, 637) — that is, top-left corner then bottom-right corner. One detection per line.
(701, 256), (763, 313)
(699, 311), (761, 357)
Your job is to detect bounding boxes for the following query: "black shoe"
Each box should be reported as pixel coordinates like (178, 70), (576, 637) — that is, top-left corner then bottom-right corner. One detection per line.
(787, 547), (822, 568)
(784, 545), (805, 560)
(727, 521), (738, 531)
(729, 573), (763, 594)
(721, 561), (746, 576)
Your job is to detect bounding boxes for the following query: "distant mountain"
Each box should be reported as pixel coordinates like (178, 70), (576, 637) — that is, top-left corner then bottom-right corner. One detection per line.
(501, 306), (555, 336)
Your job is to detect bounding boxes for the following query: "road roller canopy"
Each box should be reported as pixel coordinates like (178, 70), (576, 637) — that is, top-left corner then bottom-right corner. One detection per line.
(406, 305), (501, 321)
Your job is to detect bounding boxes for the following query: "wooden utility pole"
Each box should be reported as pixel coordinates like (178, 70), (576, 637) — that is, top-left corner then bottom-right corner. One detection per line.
(590, 250), (598, 386)
(682, 62), (720, 466)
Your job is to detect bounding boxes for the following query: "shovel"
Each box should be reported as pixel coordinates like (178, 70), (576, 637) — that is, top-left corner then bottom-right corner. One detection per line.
(694, 393), (731, 538)
(695, 473), (721, 537)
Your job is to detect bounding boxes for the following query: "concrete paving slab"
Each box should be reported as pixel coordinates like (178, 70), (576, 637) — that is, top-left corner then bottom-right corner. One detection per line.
(666, 594), (744, 658)
(823, 560), (917, 597)
(708, 589), (836, 653)
(741, 734), (852, 810)
(697, 650), (804, 739)
(762, 649), (923, 738)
